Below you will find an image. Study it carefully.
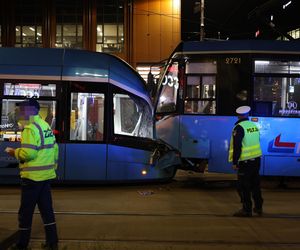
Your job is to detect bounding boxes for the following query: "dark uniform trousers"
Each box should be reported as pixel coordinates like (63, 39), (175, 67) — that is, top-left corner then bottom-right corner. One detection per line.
(237, 157), (263, 213)
(17, 178), (58, 248)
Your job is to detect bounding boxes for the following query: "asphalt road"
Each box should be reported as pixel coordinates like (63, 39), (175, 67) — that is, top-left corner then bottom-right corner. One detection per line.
(1, 171), (300, 250)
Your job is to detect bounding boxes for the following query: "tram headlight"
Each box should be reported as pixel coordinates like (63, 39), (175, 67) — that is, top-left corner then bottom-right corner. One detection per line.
(142, 170), (147, 175)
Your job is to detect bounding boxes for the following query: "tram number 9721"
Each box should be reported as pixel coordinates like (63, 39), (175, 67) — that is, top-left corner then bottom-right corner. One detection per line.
(225, 57), (241, 64)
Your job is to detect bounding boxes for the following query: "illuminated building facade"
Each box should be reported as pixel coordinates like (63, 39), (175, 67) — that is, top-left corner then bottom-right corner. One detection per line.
(0, 0), (181, 68)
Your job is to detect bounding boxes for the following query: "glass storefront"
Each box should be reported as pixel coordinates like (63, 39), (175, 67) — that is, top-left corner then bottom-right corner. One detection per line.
(1, 1), (126, 53)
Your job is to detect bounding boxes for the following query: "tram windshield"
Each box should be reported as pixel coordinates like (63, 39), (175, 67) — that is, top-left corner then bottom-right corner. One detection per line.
(156, 62), (179, 113)
(113, 93), (153, 139)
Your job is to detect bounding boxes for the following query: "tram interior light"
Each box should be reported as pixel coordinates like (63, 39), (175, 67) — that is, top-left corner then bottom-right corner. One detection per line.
(256, 60), (270, 65)
(136, 66), (160, 82)
(160, 96), (166, 102)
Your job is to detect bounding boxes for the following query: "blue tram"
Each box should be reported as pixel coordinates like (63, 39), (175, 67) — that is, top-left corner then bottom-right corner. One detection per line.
(155, 40), (300, 176)
(0, 48), (180, 183)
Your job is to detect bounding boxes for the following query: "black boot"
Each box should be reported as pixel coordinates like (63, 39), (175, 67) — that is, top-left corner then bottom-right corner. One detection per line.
(41, 243), (58, 250)
(253, 207), (263, 216)
(233, 209), (252, 217)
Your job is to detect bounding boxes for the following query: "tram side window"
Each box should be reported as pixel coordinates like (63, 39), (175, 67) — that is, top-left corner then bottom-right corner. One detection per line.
(156, 62), (179, 113)
(4, 82), (56, 97)
(184, 63), (216, 114)
(70, 93), (104, 141)
(253, 60), (300, 116)
(0, 99), (56, 142)
(1, 82), (57, 141)
(113, 93), (153, 139)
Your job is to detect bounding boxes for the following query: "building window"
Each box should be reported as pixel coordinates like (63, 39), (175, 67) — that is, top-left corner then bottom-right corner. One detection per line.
(15, 26), (42, 47)
(55, 0), (83, 49)
(96, 1), (124, 53)
(15, 0), (43, 47)
(277, 28), (300, 40)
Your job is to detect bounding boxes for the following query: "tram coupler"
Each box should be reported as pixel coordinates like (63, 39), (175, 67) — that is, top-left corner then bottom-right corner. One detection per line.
(181, 158), (208, 173)
(150, 139), (182, 170)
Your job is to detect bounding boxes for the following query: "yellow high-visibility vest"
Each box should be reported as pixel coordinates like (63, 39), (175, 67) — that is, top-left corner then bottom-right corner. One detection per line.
(228, 120), (262, 163)
(15, 115), (58, 181)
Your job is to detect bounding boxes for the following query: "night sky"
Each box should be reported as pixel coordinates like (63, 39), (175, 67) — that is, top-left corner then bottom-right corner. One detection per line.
(181, 0), (300, 41)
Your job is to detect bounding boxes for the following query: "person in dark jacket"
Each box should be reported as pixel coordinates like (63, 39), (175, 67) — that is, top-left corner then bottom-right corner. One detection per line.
(228, 106), (264, 217)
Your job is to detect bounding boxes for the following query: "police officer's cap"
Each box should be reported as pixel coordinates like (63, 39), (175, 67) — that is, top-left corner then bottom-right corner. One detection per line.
(17, 99), (40, 111)
(236, 106), (250, 115)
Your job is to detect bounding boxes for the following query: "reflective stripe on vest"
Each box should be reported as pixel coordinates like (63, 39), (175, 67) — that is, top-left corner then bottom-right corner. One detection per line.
(19, 115), (57, 181)
(21, 143), (56, 150)
(21, 144), (39, 150)
(33, 122), (45, 145)
(228, 120), (262, 162)
(22, 165), (55, 172)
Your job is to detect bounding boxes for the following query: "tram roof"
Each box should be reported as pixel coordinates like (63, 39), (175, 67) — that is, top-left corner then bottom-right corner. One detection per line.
(0, 47), (151, 106)
(173, 40), (300, 56)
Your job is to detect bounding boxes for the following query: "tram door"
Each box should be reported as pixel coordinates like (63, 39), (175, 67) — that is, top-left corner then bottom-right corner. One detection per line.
(64, 88), (107, 181)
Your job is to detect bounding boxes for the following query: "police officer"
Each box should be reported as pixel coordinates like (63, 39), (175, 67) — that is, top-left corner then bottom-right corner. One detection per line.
(228, 106), (264, 217)
(6, 99), (58, 250)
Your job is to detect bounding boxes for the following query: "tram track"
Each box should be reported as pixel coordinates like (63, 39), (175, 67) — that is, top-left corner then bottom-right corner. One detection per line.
(29, 238), (300, 249)
(1, 209), (300, 219)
